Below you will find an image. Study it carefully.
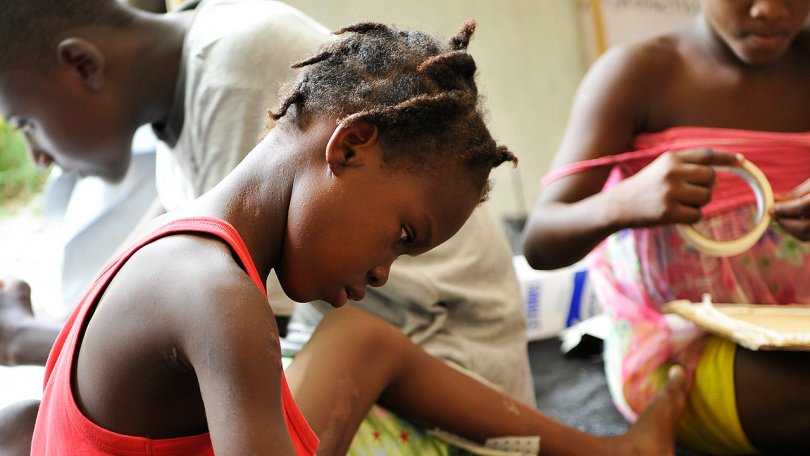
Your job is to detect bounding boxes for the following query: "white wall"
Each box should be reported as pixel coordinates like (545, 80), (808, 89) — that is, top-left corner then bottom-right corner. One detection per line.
(577, 0), (698, 64)
(284, 0), (587, 219)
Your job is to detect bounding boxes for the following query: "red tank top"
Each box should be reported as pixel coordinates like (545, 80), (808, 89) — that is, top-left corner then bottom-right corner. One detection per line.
(31, 216), (319, 455)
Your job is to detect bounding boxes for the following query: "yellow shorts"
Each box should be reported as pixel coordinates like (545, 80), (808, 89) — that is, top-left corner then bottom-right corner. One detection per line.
(675, 336), (758, 455)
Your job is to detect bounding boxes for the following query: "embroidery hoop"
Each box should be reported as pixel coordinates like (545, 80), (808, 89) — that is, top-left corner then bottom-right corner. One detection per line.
(677, 158), (774, 257)
(666, 294), (810, 351)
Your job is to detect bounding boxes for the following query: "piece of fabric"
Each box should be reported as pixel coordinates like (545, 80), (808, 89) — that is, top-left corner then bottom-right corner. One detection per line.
(545, 126), (810, 444)
(153, 0), (329, 211)
(32, 217), (318, 455)
(676, 336), (757, 455)
(348, 405), (450, 456)
(543, 126), (810, 217)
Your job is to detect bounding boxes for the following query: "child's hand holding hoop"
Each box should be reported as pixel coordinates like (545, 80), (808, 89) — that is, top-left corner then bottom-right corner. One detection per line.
(677, 157), (774, 257)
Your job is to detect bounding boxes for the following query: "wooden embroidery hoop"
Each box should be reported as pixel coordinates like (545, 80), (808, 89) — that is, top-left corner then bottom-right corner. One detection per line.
(669, 161), (810, 350)
(677, 158), (774, 257)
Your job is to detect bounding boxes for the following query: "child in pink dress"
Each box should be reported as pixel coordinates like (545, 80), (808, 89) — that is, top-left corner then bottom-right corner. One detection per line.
(524, 1), (810, 454)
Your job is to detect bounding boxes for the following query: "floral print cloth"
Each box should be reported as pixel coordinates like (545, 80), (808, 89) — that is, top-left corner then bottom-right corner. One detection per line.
(548, 127), (810, 420)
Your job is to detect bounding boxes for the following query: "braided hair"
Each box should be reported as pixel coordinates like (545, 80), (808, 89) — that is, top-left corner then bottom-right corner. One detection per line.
(270, 20), (517, 202)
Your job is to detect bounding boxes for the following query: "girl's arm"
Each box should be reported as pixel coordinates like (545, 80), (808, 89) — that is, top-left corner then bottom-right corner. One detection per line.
(522, 40), (738, 270)
(522, 42), (662, 270)
(184, 272), (297, 455)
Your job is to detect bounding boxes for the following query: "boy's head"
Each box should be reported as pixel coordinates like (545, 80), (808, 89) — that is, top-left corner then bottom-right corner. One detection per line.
(701, 0), (810, 66)
(0, 0), (132, 73)
(270, 20), (516, 203)
(0, 0), (140, 181)
(268, 21), (517, 307)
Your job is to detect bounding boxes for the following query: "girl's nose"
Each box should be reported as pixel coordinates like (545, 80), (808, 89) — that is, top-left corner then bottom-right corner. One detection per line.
(24, 136), (55, 170)
(366, 262), (392, 288)
(30, 149), (55, 170)
(750, 0), (789, 20)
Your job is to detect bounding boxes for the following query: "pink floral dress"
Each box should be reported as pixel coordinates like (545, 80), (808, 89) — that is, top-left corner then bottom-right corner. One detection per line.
(545, 127), (810, 420)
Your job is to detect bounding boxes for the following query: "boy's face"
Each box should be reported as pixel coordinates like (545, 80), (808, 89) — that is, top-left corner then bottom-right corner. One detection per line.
(277, 144), (479, 308)
(0, 70), (134, 182)
(702, 0), (810, 66)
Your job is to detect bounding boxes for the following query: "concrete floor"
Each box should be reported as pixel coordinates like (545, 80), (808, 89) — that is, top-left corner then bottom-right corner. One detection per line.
(528, 338), (703, 456)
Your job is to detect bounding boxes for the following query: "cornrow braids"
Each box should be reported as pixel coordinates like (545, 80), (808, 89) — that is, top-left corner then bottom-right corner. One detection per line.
(270, 20), (517, 202)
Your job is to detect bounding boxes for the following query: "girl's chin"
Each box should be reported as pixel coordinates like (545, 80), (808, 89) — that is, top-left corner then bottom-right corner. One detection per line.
(328, 288), (348, 308)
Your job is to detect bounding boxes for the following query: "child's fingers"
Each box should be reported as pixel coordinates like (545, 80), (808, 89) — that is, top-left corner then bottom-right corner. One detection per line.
(772, 193), (810, 219)
(771, 190), (810, 241)
(660, 364), (687, 421)
(677, 148), (742, 167)
(665, 365), (686, 394)
(775, 177), (810, 201)
(677, 182), (713, 207)
(772, 217), (810, 241)
(680, 163), (717, 187)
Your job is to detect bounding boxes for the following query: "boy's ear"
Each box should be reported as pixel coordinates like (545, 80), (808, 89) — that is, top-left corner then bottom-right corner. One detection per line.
(55, 38), (106, 91)
(325, 121), (379, 175)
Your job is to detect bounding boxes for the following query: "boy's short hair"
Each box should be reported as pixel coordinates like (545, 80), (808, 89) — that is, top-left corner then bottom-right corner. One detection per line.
(0, 0), (132, 73)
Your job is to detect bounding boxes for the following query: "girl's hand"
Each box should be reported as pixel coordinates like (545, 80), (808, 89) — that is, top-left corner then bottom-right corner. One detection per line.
(610, 148), (742, 228)
(0, 277), (35, 365)
(771, 178), (810, 241)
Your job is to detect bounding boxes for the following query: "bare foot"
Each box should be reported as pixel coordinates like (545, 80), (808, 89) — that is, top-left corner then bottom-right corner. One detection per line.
(0, 277), (36, 365)
(605, 365), (688, 455)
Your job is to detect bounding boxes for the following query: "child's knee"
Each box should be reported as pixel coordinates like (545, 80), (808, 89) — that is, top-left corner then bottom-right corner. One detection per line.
(320, 306), (407, 357)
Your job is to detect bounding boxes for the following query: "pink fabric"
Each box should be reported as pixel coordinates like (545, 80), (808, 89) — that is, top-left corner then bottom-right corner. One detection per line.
(543, 126), (810, 216)
(544, 127), (810, 422)
(32, 216), (319, 455)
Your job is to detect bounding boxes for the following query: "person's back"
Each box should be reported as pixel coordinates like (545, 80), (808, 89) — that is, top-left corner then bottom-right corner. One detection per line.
(523, 1), (810, 453)
(153, 0), (330, 211)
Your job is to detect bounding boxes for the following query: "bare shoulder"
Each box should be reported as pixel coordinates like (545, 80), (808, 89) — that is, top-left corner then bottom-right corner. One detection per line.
(137, 237), (292, 453)
(73, 232), (283, 437)
(554, 32), (685, 165)
(585, 33), (684, 94)
(139, 234), (275, 338)
(98, 231), (280, 367)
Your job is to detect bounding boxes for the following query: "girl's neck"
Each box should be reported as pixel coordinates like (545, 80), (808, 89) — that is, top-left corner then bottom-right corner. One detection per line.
(693, 14), (741, 67)
(192, 135), (298, 284)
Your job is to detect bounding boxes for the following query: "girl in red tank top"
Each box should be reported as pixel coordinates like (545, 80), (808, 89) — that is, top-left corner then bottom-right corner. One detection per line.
(31, 19), (516, 456)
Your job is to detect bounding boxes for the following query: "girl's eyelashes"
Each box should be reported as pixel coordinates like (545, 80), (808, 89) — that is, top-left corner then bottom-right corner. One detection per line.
(399, 225), (415, 245)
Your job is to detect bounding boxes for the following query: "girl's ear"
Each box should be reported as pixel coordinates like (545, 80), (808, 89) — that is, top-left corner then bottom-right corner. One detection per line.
(325, 121), (379, 174)
(55, 38), (106, 91)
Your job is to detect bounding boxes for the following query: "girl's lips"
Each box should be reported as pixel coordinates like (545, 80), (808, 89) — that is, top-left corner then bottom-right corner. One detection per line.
(746, 32), (787, 48)
(329, 286), (365, 307)
(346, 286), (366, 302)
(331, 287), (348, 308)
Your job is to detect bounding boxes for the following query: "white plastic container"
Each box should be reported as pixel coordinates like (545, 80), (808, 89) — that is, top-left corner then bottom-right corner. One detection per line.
(512, 255), (602, 341)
